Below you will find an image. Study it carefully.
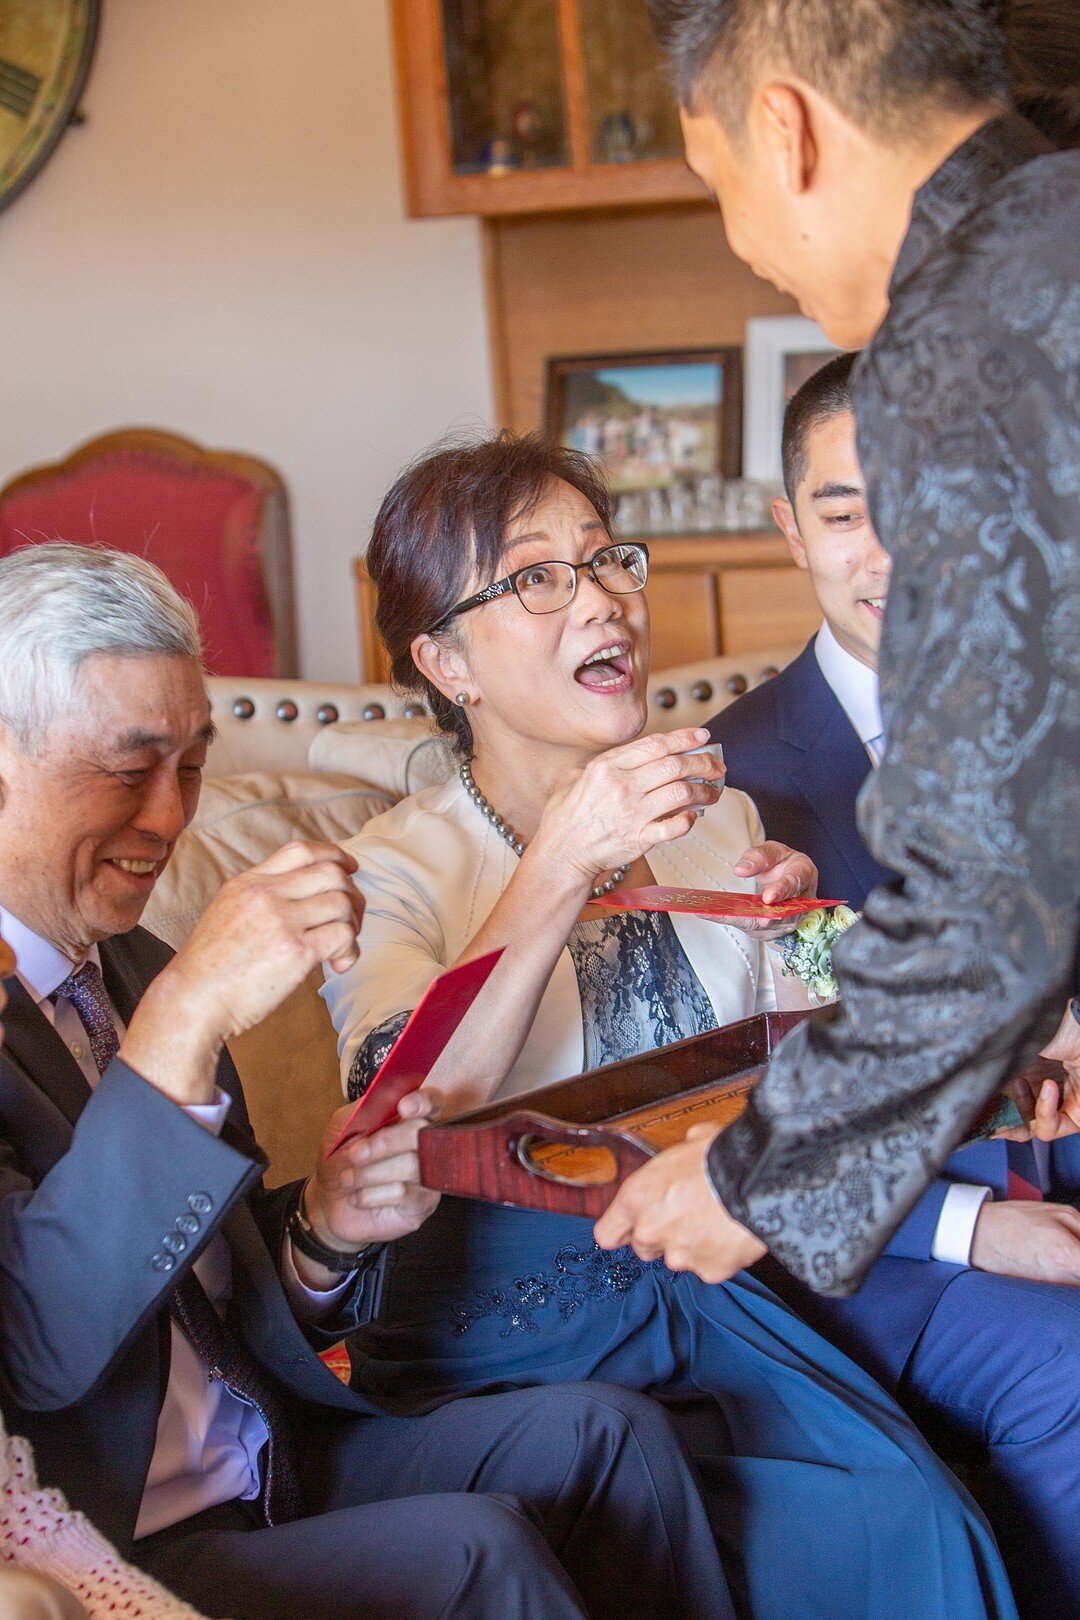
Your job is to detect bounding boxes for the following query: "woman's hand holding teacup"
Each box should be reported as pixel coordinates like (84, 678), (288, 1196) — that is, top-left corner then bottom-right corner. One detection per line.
(531, 726), (725, 893)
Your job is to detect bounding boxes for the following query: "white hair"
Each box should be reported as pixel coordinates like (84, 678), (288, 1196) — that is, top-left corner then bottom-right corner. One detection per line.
(0, 543), (204, 752)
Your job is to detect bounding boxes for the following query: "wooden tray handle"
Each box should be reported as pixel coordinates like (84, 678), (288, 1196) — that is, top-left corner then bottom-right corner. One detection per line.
(420, 1109), (657, 1219)
(508, 1111), (657, 1187)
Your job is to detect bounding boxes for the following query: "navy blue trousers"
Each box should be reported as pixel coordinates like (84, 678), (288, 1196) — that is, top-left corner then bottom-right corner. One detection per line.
(134, 1381), (732, 1620)
(898, 1270), (1080, 1620)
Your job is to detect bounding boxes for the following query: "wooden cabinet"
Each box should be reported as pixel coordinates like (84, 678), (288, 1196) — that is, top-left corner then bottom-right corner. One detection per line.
(354, 533), (820, 682)
(641, 534), (820, 669)
(390, 0), (706, 217)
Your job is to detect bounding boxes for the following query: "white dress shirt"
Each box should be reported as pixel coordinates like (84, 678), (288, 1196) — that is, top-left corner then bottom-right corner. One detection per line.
(813, 621), (887, 768)
(0, 907), (348, 1538)
(812, 624), (993, 1266)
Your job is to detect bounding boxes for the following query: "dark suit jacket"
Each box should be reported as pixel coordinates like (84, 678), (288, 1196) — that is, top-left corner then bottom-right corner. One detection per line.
(708, 639), (896, 912)
(712, 643), (1080, 1381)
(0, 925), (385, 1551)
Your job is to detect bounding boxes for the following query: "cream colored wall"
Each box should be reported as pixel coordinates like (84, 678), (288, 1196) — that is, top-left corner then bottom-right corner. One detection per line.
(0, 0), (493, 680)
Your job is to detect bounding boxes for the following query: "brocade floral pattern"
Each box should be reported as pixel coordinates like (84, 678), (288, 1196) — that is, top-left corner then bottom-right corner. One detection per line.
(707, 116), (1080, 1296)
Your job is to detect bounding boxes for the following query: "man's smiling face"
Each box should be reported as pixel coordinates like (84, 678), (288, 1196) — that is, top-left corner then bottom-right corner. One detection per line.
(0, 653), (212, 959)
(774, 408), (892, 668)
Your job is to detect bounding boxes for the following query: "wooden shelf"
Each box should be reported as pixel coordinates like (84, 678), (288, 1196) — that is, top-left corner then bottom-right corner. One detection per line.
(391, 0), (709, 218)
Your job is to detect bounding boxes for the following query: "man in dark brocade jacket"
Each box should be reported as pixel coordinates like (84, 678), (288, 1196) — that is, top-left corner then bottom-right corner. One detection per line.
(597, 1), (1080, 1306)
(712, 360), (1080, 1619)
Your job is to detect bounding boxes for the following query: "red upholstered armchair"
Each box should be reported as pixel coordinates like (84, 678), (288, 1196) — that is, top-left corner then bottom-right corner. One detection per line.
(0, 429), (298, 677)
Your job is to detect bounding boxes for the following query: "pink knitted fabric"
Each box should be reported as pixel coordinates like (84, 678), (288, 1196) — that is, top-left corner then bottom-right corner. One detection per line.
(0, 1418), (215, 1620)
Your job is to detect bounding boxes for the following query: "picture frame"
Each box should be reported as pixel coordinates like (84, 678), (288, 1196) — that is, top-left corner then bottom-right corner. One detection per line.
(742, 317), (840, 485)
(545, 347), (742, 536)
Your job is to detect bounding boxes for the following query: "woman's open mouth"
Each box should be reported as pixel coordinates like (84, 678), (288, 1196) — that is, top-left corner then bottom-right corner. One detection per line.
(574, 642), (634, 694)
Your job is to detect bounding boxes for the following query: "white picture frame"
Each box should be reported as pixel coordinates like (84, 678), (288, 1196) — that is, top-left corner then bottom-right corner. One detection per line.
(742, 317), (840, 485)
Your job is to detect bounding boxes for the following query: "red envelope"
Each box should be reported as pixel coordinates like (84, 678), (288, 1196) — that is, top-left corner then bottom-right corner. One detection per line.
(327, 947), (505, 1155)
(592, 886), (846, 919)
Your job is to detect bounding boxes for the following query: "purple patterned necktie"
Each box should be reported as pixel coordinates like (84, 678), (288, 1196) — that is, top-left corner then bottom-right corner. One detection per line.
(54, 958), (305, 1525)
(54, 960), (121, 1075)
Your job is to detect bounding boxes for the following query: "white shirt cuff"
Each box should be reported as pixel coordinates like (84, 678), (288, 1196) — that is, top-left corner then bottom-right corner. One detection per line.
(280, 1234), (355, 1319)
(930, 1183), (992, 1266)
(182, 1088), (231, 1136)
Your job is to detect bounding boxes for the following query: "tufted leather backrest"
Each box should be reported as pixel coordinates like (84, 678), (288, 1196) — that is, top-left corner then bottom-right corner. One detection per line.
(205, 645), (802, 779)
(0, 428), (297, 679)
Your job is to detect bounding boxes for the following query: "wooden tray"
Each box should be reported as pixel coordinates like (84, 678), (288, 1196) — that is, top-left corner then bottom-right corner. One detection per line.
(417, 1010), (809, 1218)
(417, 1009), (1063, 1218)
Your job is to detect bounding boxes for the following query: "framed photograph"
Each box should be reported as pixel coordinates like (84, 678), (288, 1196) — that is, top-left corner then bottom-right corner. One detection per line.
(742, 317), (840, 485)
(546, 348), (742, 535)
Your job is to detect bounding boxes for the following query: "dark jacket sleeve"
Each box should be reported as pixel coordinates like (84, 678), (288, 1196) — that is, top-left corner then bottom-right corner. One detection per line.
(707, 277), (1080, 1295)
(213, 1046), (388, 1340)
(0, 1057), (262, 1411)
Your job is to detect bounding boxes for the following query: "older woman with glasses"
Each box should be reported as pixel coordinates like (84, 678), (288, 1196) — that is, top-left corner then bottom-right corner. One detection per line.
(322, 433), (1017, 1620)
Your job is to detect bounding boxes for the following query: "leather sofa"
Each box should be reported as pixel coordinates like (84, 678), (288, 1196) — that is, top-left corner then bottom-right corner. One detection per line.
(143, 645), (802, 1183)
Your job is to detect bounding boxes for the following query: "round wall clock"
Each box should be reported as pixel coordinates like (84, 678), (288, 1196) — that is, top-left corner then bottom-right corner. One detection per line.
(0, 0), (99, 215)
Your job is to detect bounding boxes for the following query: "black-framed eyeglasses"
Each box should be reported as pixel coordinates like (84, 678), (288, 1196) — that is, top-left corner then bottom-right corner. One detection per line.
(429, 542), (649, 633)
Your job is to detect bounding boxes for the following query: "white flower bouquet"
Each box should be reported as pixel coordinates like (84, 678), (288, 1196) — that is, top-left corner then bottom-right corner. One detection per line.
(776, 904), (859, 1004)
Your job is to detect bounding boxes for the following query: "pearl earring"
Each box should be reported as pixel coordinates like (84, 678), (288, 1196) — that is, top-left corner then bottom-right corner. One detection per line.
(454, 692), (469, 707)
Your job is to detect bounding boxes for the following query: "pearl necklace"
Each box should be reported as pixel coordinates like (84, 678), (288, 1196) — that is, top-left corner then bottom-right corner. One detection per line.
(459, 760), (629, 899)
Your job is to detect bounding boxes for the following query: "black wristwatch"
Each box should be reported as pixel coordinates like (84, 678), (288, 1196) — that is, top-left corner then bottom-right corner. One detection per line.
(286, 1184), (374, 1275)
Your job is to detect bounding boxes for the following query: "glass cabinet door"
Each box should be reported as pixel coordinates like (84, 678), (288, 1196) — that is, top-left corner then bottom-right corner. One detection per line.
(440, 0), (569, 175)
(577, 0), (683, 165)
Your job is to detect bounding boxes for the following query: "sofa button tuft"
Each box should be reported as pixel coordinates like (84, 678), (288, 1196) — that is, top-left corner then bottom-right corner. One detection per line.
(654, 688), (676, 710)
(362, 703), (386, 721)
(276, 700), (299, 722)
(725, 675), (748, 695)
(691, 681), (714, 702)
(316, 704), (339, 725)
(760, 666), (779, 681)
(232, 698), (255, 720)
(403, 703), (427, 719)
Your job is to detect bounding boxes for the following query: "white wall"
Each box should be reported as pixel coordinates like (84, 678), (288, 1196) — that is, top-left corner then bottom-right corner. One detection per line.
(0, 0), (493, 679)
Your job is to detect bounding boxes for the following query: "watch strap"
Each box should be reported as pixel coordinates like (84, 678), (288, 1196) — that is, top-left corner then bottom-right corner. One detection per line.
(286, 1185), (372, 1275)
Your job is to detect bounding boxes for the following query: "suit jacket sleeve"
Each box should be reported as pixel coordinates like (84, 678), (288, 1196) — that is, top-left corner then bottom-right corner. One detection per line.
(881, 1178), (952, 1262)
(0, 1056), (263, 1412)
(185, 1045), (388, 1345)
(706, 301), (1080, 1295)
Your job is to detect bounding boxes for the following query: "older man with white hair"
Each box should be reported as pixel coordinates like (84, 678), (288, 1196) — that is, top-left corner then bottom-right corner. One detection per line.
(0, 544), (731, 1620)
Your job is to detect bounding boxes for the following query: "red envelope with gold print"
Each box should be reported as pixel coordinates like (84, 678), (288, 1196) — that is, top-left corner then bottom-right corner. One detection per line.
(328, 948), (505, 1154)
(592, 886), (844, 919)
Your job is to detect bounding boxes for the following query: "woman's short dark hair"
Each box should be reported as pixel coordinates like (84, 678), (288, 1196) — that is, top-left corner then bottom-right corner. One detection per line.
(367, 431), (612, 756)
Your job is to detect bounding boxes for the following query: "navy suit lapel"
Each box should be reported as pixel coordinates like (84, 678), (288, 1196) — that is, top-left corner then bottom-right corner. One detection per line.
(1, 975), (91, 1128)
(774, 647), (885, 905)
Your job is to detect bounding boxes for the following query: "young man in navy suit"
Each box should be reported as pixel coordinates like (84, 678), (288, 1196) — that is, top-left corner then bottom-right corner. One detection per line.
(0, 544), (731, 1620)
(711, 354), (1080, 1620)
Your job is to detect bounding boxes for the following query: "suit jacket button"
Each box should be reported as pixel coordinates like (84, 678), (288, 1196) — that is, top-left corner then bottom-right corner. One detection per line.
(151, 1252), (175, 1272)
(188, 1193), (213, 1214)
(175, 1212), (200, 1234)
(163, 1233), (187, 1256)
